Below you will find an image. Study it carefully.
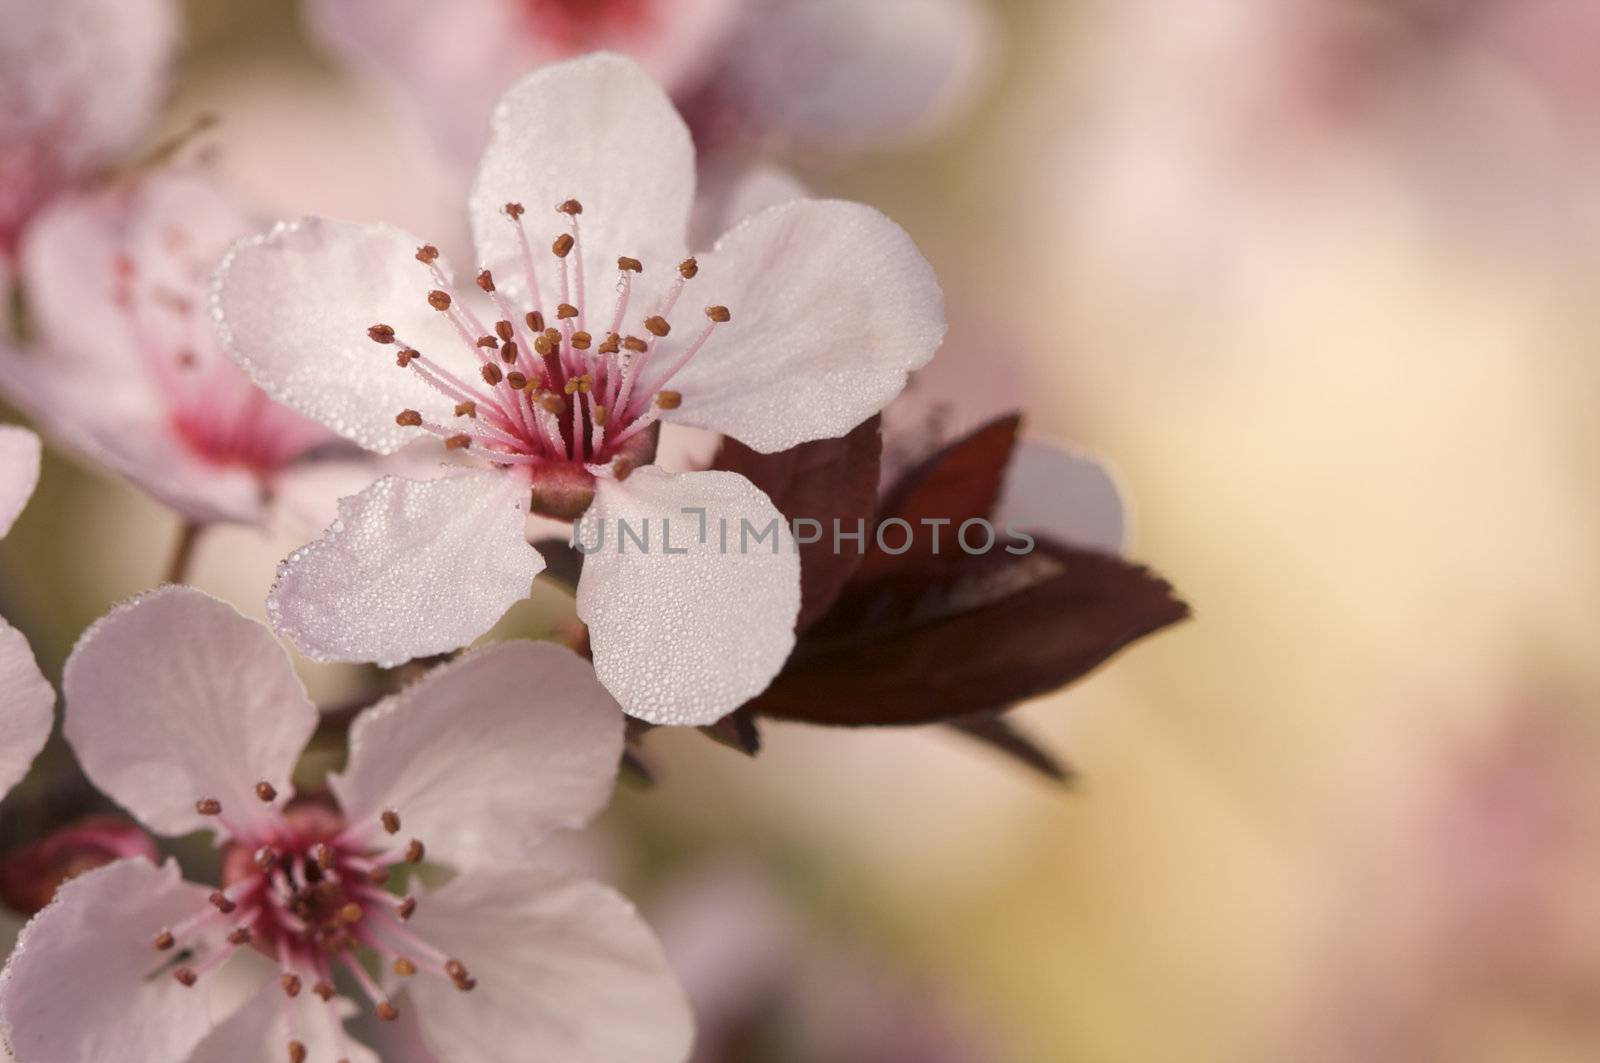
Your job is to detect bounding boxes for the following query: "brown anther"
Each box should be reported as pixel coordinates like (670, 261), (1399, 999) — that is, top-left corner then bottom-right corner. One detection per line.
(504, 202), (525, 219)
(445, 434), (473, 450)
(678, 257), (699, 279)
(557, 303), (579, 320)
(254, 781), (277, 803)
(397, 896), (418, 920)
(552, 234), (575, 258)
(539, 394), (567, 416)
(454, 401), (478, 419)
(500, 340), (520, 364)
(444, 959), (471, 984)
(506, 371), (528, 391)
(557, 198), (584, 215)
(427, 289), (452, 311)
(153, 930), (175, 951)
(592, 404), (609, 427)
(655, 391), (683, 410)
(209, 891), (237, 914)
(314, 843), (335, 870)
(281, 973), (302, 997)
(644, 315), (671, 337)
(706, 305), (731, 322)
(173, 968), (198, 987)
(381, 809), (401, 834)
(618, 256), (643, 273)
(598, 333), (621, 355)
(623, 335), (649, 353)
(404, 839), (425, 864)
(613, 457), (639, 482)
(254, 846), (277, 870)
(313, 982), (336, 1002)
(415, 245), (440, 264)
(396, 348), (420, 368)
(495, 319), (515, 341)
(393, 957), (417, 977)
(195, 798), (222, 816)
(396, 409), (423, 427)
(227, 927), (253, 946)
(571, 331), (592, 349)
(481, 363), (504, 386)
(338, 902), (364, 924)
(526, 310), (545, 332)
(367, 324), (396, 344)
(563, 378), (580, 395)
(476, 269), (496, 292)
(288, 1041), (307, 1063)
(533, 333), (554, 356)
(476, 335), (499, 350)
(366, 866), (392, 885)
(377, 1002), (400, 1022)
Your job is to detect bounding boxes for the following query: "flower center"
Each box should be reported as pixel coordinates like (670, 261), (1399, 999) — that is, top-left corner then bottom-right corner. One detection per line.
(151, 788), (474, 1063)
(516, 0), (655, 48)
(368, 198), (731, 519)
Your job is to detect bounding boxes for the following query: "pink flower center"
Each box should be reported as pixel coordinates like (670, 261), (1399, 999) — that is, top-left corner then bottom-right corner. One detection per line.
(369, 198), (731, 519)
(515, 0), (655, 49)
(151, 789), (473, 1062)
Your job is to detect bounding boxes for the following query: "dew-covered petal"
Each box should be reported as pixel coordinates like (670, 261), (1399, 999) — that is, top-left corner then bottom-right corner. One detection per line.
(996, 440), (1128, 556)
(187, 981), (377, 1063)
(666, 199), (945, 453)
(268, 471), (543, 667)
(61, 587), (317, 840)
(405, 868), (693, 1063)
(0, 859), (240, 1063)
(471, 53), (695, 308)
(708, 0), (993, 151)
(0, 0), (180, 245)
(331, 641), (623, 869)
(0, 424), (40, 539)
(577, 468), (798, 725)
(0, 618), (52, 803)
(212, 218), (477, 455)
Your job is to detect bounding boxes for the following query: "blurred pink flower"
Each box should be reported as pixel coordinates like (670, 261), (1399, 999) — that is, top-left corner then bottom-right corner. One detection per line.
(212, 54), (945, 725)
(0, 586), (690, 1063)
(0, 814), (159, 916)
(307, 0), (992, 170)
(0, 169), (344, 527)
(0, 0), (179, 264)
(0, 426), (52, 812)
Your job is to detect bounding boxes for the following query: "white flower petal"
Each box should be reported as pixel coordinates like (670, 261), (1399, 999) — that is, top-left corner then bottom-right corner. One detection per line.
(62, 587), (317, 840)
(331, 641), (623, 869)
(711, 0), (993, 150)
(996, 440), (1128, 556)
(187, 982), (377, 1063)
(0, 618), (52, 803)
(268, 471), (543, 667)
(470, 53), (695, 307)
(0, 859), (237, 1063)
(577, 468), (798, 725)
(667, 199), (945, 453)
(0, 424), (40, 539)
(687, 162), (808, 250)
(405, 869), (693, 1063)
(0, 0), (180, 241)
(212, 218), (477, 455)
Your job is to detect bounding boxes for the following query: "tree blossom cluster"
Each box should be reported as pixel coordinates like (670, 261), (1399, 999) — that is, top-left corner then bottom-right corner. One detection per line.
(0, 0), (1184, 1059)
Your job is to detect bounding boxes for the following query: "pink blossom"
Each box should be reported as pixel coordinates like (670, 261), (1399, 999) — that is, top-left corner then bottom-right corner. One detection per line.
(306, 0), (992, 169)
(212, 54), (946, 725)
(0, 0), (179, 261)
(0, 426), (53, 810)
(0, 169), (341, 526)
(0, 586), (691, 1062)
(0, 815), (160, 916)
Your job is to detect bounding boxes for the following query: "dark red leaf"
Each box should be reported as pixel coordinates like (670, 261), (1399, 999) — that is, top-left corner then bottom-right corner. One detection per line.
(946, 713), (1075, 784)
(860, 413), (1021, 579)
(714, 415), (883, 631)
(697, 710), (763, 757)
(748, 538), (1189, 726)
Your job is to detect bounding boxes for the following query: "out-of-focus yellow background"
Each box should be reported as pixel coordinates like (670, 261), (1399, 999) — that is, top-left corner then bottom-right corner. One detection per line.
(8, 1), (1600, 1060)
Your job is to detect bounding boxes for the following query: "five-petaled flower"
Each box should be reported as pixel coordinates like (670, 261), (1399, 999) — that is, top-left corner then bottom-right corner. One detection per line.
(0, 586), (692, 1062)
(0, 426), (53, 819)
(0, 169), (342, 527)
(307, 0), (992, 170)
(212, 53), (946, 726)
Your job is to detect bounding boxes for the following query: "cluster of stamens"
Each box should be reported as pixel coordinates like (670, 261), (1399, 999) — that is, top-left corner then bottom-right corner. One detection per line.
(152, 788), (474, 1063)
(368, 198), (730, 504)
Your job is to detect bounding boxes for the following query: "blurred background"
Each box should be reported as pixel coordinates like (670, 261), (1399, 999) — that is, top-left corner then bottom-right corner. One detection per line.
(8, 0), (1600, 1060)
